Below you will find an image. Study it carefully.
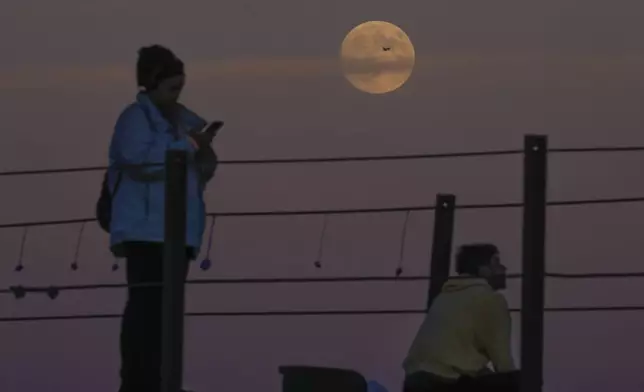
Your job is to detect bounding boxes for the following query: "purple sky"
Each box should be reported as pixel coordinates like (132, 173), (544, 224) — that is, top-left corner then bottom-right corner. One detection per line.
(2, 0), (644, 391)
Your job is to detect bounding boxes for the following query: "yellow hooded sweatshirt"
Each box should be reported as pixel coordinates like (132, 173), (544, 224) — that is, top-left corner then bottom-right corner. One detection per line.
(402, 277), (516, 379)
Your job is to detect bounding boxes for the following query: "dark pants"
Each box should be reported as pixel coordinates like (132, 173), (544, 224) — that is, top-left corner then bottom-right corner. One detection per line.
(458, 371), (520, 392)
(403, 371), (458, 392)
(403, 371), (520, 392)
(118, 242), (191, 392)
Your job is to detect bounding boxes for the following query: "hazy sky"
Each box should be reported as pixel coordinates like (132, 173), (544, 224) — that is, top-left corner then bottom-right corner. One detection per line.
(2, 0), (644, 391)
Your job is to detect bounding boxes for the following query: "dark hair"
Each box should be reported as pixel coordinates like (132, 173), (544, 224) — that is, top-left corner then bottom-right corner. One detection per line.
(455, 243), (499, 275)
(136, 45), (184, 90)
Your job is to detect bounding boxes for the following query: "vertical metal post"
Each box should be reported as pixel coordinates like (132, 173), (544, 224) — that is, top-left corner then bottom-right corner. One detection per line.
(161, 150), (188, 392)
(520, 135), (547, 392)
(426, 194), (456, 310)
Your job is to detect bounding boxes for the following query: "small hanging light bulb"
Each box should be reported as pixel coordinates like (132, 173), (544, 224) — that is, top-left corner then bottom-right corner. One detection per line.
(200, 215), (217, 271)
(46, 286), (60, 300)
(70, 223), (86, 271)
(314, 215), (328, 269)
(395, 211), (411, 278)
(14, 227), (28, 272)
(10, 285), (26, 299)
(200, 259), (212, 271)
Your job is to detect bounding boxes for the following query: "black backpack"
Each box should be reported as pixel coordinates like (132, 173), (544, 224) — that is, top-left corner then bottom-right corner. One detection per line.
(96, 170), (123, 233)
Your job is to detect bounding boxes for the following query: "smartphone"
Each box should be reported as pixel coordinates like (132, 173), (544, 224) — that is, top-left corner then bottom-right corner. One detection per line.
(200, 121), (225, 137)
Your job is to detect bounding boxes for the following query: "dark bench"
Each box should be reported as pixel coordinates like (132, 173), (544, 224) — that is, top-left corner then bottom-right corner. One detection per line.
(279, 365), (368, 392)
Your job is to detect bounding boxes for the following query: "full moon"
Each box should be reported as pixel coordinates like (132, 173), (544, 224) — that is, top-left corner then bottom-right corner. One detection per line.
(340, 21), (415, 94)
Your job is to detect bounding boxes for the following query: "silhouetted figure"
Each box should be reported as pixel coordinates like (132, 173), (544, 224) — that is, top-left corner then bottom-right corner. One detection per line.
(107, 44), (218, 392)
(402, 244), (519, 392)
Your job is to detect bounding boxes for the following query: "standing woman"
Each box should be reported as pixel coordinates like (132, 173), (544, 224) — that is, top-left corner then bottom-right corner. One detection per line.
(107, 45), (219, 392)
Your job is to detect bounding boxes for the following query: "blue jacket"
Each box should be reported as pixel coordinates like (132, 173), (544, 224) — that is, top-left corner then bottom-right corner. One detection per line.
(108, 92), (215, 257)
(367, 381), (388, 392)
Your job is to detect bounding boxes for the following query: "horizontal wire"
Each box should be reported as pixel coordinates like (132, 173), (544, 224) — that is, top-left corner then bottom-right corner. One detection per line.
(202, 205), (436, 217)
(547, 196), (644, 207)
(550, 146), (644, 154)
(3, 195), (644, 230)
(5, 270), (644, 297)
(3, 144), (644, 178)
(1, 275), (439, 293)
(0, 274), (521, 295)
(0, 217), (96, 229)
(547, 272), (644, 279)
(222, 149), (524, 165)
(2, 305), (644, 323)
(0, 149), (523, 177)
(456, 196), (644, 210)
(0, 162), (164, 177)
(5, 143), (644, 179)
(546, 305), (644, 312)
(0, 205), (436, 229)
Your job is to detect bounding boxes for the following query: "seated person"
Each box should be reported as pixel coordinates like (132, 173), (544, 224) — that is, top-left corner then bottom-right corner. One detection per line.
(402, 243), (518, 392)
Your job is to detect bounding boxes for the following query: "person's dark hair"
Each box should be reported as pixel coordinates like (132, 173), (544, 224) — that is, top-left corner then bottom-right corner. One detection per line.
(455, 243), (499, 275)
(136, 45), (184, 90)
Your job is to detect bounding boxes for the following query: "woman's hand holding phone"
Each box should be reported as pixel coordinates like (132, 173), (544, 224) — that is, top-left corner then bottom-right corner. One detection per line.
(188, 121), (224, 150)
(202, 121), (224, 138)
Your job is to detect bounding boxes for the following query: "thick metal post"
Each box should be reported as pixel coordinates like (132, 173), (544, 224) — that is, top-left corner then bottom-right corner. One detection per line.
(520, 135), (547, 392)
(426, 194), (456, 310)
(161, 150), (188, 392)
